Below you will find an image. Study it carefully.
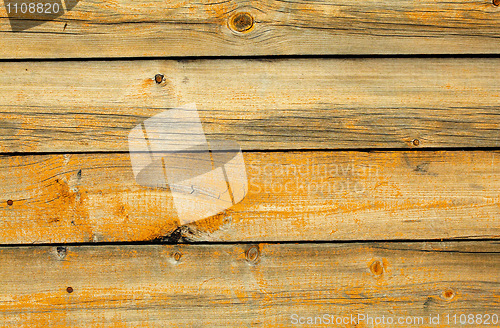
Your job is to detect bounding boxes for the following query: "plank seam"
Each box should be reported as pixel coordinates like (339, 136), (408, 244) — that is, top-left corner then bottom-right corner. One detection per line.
(1, 53), (500, 63)
(0, 237), (498, 248)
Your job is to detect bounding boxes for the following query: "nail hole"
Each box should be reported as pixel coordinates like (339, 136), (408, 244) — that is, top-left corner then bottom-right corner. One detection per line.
(154, 74), (164, 84)
(412, 139), (420, 146)
(229, 12), (254, 33)
(66, 287), (73, 293)
(173, 252), (182, 261)
(7, 200), (13, 206)
(246, 246), (260, 262)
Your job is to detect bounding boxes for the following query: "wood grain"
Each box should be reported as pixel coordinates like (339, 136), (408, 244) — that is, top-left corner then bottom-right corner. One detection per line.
(0, 150), (499, 244)
(0, 58), (499, 153)
(0, 241), (498, 327)
(1, 0), (500, 58)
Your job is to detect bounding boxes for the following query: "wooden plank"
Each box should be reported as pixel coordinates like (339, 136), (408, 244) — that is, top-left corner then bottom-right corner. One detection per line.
(0, 150), (499, 244)
(1, 0), (500, 58)
(0, 241), (498, 327)
(0, 58), (499, 153)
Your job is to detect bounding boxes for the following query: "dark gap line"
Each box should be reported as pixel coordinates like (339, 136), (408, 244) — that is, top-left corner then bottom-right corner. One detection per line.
(0, 237), (498, 248)
(239, 146), (500, 153)
(1, 146), (500, 157)
(1, 53), (500, 63)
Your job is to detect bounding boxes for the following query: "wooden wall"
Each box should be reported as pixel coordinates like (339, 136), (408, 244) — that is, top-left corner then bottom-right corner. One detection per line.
(0, 0), (499, 326)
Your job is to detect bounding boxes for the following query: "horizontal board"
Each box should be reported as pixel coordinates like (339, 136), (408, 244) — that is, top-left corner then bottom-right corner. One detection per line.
(0, 242), (498, 327)
(0, 0), (500, 58)
(0, 150), (499, 244)
(0, 58), (499, 153)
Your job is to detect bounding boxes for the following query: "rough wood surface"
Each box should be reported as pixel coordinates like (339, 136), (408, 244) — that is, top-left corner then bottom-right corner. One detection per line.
(0, 242), (498, 327)
(0, 150), (499, 244)
(0, 58), (499, 153)
(1, 0), (500, 58)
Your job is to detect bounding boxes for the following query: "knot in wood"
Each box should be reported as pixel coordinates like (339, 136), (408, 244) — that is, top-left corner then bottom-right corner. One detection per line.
(229, 12), (254, 33)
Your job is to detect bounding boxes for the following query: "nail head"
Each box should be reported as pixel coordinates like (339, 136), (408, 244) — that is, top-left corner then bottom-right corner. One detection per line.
(56, 246), (67, 259)
(154, 74), (164, 84)
(370, 260), (383, 275)
(173, 252), (182, 261)
(443, 289), (455, 299)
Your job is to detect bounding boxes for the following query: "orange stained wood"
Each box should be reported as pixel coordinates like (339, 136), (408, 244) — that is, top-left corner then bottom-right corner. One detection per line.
(0, 242), (497, 327)
(0, 0), (498, 325)
(0, 150), (498, 244)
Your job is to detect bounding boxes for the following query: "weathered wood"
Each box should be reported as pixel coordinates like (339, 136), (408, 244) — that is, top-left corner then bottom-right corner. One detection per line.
(0, 150), (499, 244)
(0, 58), (499, 153)
(0, 242), (498, 327)
(1, 0), (500, 58)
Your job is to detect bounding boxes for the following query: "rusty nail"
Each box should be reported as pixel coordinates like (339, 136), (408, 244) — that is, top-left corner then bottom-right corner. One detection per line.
(154, 74), (164, 84)
(412, 139), (420, 146)
(7, 200), (13, 206)
(229, 12), (254, 33)
(66, 287), (73, 293)
(493, 0), (500, 6)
